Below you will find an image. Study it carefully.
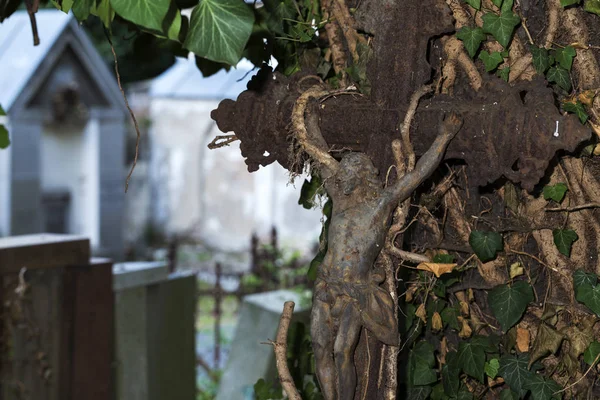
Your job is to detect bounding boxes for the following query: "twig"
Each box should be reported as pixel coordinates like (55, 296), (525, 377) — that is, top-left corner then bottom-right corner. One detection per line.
(398, 84), (434, 170)
(207, 134), (239, 149)
(385, 247), (430, 264)
(24, 0), (40, 46)
(545, 203), (600, 212)
(267, 301), (301, 400)
(555, 351), (600, 395)
(106, 30), (141, 193)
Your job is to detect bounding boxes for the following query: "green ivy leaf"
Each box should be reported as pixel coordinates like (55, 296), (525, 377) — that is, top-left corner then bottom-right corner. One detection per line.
(497, 66), (510, 82)
(585, 0), (600, 15)
(563, 101), (589, 124)
(254, 378), (283, 400)
(575, 282), (600, 316)
(482, 11), (520, 48)
(561, 0), (580, 6)
(433, 254), (455, 263)
(110, 0), (182, 40)
(522, 375), (562, 400)
(0, 105), (8, 149)
(456, 26), (487, 58)
(72, 0), (94, 20)
(498, 354), (534, 397)
(484, 358), (500, 378)
(298, 173), (323, 209)
(442, 352), (460, 397)
(492, 0), (503, 6)
(457, 387), (475, 400)
(501, 0), (514, 12)
(52, 0), (74, 12)
(407, 386), (432, 400)
(488, 281), (533, 332)
(463, 0), (481, 9)
(574, 269), (598, 299)
(546, 65), (572, 91)
(500, 390), (520, 400)
(584, 341), (600, 365)
(457, 340), (486, 382)
(552, 228), (578, 257)
(478, 50), (504, 71)
(409, 341), (437, 386)
(91, 0), (115, 29)
(469, 231), (503, 262)
(441, 306), (461, 330)
(553, 45), (577, 71)
(184, 0), (255, 65)
(542, 183), (568, 203)
(530, 46), (550, 74)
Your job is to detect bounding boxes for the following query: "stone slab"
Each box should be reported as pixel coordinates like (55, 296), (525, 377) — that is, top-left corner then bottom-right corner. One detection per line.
(0, 233), (90, 274)
(112, 261), (169, 291)
(216, 290), (311, 400)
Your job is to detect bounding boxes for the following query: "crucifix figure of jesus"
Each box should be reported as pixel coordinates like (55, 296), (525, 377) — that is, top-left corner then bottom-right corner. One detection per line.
(293, 86), (463, 400)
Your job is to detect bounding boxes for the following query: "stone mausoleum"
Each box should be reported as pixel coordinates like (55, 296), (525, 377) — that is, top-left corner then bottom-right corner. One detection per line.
(0, 10), (127, 259)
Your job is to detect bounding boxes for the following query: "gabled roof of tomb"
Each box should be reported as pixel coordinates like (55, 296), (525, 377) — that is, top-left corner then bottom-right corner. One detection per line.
(0, 10), (125, 113)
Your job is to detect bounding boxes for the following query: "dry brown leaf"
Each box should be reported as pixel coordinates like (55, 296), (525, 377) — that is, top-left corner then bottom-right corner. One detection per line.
(467, 288), (474, 302)
(488, 377), (505, 388)
(570, 42), (589, 50)
(405, 285), (418, 303)
(432, 311), (443, 332)
(459, 301), (470, 317)
(440, 336), (449, 365)
(516, 327), (530, 352)
(416, 303), (427, 324)
(591, 121), (600, 139)
(458, 316), (472, 338)
(578, 89), (596, 106)
(416, 262), (458, 278)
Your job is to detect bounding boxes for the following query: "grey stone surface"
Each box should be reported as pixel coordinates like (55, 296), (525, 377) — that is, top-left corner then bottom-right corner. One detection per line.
(112, 261), (169, 291)
(216, 290), (311, 400)
(114, 265), (196, 400)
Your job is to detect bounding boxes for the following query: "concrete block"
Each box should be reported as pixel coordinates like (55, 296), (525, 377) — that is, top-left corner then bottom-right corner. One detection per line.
(112, 261), (168, 290)
(216, 290), (311, 400)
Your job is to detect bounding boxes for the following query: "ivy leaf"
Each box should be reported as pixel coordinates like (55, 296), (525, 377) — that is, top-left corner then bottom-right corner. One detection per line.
(498, 354), (535, 397)
(484, 358), (500, 378)
(72, 0), (94, 20)
(442, 352), (460, 397)
(409, 341), (437, 386)
(463, 0), (481, 9)
(492, 0), (503, 6)
(479, 50), (504, 71)
(563, 101), (589, 124)
(501, 0), (514, 12)
(546, 65), (572, 91)
(482, 11), (521, 48)
(561, 0), (580, 6)
(584, 341), (600, 365)
(500, 390), (520, 400)
(441, 306), (461, 330)
(407, 386), (432, 400)
(457, 387), (475, 400)
(552, 228), (578, 257)
(575, 282), (600, 316)
(0, 105), (8, 149)
(469, 231), (503, 262)
(530, 46), (550, 74)
(109, 0), (182, 40)
(542, 183), (568, 203)
(553, 45), (577, 70)
(488, 281), (533, 332)
(184, 0), (255, 65)
(433, 254), (455, 263)
(457, 340), (486, 382)
(522, 375), (562, 400)
(529, 323), (564, 367)
(573, 269), (598, 300)
(497, 66), (510, 82)
(298, 173), (323, 209)
(585, 0), (600, 15)
(456, 26), (487, 58)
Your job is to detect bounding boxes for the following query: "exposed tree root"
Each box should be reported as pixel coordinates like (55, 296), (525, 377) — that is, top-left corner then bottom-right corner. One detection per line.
(563, 7), (600, 89)
(321, 0), (348, 85)
(442, 37), (482, 92)
(545, 0), (561, 48)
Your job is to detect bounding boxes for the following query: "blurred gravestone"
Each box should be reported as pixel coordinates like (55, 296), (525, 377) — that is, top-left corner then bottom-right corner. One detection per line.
(113, 262), (196, 400)
(216, 290), (311, 400)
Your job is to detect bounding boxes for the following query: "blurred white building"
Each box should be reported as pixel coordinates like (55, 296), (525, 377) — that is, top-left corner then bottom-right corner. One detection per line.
(125, 56), (322, 254)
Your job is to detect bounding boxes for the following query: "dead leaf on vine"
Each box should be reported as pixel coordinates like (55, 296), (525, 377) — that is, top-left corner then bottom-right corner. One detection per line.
(432, 312), (443, 332)
(416, 303), (427, 324)
(516, 327), (531, 353)
(416, 262), (458, 278)
(510, 262), (524, 279)
(570, 42), (589, 50)
(578, 90), (596, 106)
(458, 316), (472, 338)
(529, 323), (564, 368)
(591, 121), (600, 139)
(459, 301), (470, 317)
(488, 377), (504, 388)
(440, 336), (449, 365)
(405, 285), (418, 303)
